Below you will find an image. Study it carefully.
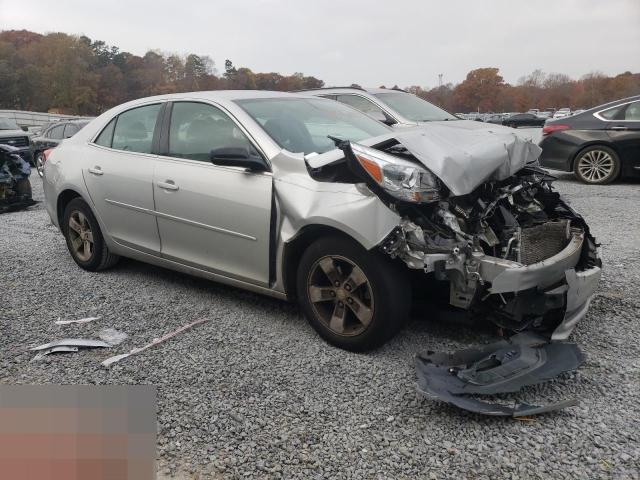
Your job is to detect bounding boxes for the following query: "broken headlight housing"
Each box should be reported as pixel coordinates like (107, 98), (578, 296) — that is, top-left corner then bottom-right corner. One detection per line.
(351, 142), (440, 203)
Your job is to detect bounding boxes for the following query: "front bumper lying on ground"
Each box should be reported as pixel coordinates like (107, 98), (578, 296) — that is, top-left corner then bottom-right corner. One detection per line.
(415, 333), (585, 416)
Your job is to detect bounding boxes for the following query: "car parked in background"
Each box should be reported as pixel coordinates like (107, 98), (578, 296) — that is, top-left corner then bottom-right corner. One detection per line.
(300, 87), (535, 140)
(31, 119), (90, 177)
(43, 90), (600, 352)
(0, 144), (35, 213)
(485, 114), (505, 124)
(539, 95), (640, 184)
(502, 113), (546, 128)
(553, 108), (571, 119)
(302, 87), (459, 126)
(0, 117), (32, 165)
(536, 111), (552, 120)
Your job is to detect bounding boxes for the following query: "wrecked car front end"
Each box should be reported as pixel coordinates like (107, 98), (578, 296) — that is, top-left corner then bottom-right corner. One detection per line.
(308, 127), (601, 341)
(306, 126), (600, 415)
(0, 144), (36, 213)
(379, 164), (601, 341)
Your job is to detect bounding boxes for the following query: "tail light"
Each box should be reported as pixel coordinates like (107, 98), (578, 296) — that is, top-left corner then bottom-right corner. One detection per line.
(43, 149), (53, 163)
(543, 124), (570, 136)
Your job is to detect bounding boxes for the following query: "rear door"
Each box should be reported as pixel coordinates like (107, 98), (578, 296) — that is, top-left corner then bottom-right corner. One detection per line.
(153, 101), (273, 285)
(604, 101), (640, 166)
(83, 103), (163, 254)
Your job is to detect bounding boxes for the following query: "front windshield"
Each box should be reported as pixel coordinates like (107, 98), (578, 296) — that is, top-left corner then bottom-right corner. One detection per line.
(373, 92), (457, 122)
(235, 97), (390, 155)
(0, 117), (20, 130)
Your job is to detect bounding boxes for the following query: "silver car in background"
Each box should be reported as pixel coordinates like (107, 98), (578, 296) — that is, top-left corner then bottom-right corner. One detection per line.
(43, 91), (600, 351)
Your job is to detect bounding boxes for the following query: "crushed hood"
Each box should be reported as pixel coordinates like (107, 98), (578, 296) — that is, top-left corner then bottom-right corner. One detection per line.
(390, 125), (542, 196)
(307, 124), (542, 197)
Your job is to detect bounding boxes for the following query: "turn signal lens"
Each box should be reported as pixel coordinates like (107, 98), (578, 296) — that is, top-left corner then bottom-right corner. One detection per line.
(356, 155), (383, 183)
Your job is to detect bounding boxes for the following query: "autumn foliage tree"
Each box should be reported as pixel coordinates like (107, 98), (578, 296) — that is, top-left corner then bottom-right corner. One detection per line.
(0, 30), (324, 115)
(0, 29), (638, 116)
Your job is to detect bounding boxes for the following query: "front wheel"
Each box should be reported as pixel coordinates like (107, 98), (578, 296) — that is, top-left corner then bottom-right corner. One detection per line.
(296, 235), (411, 352)
(574, 145), (621, 184)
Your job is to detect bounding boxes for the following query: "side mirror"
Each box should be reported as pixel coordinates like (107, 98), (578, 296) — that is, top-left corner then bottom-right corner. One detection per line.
(209, 147), (268, 172)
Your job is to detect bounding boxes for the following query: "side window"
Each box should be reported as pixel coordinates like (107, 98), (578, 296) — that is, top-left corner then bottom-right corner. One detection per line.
(168, 102), (257, 162)
(48, 125), (65, 140)
(94, 118), (116, 147)
(111, 104), (161, 154)
(600, 105), (625, 120)
(624, 101), (640, 121)
(63, 123), (80, 138)
(336, 95), (386, 116)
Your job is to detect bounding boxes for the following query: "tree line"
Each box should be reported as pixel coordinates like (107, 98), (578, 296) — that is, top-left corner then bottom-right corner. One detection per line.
(0, 30), (638, 116)
(407, 68), (640, 113)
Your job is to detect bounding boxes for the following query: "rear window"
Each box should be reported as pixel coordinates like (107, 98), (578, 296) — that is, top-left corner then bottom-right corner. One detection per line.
(110, 104), (161, 154)
(599, 105), (624, 120)
(94, 118), (116, 147)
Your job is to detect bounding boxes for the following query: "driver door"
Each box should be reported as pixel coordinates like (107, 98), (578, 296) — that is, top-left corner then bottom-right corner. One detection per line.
(153, 101), (273, 285)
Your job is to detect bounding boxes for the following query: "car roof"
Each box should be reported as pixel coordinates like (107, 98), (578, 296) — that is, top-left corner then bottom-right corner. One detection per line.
(296, 87), (407, 96)
(108, 90), (321, 113)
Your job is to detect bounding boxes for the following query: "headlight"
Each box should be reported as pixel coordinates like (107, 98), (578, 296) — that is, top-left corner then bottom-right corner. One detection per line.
(350, 142), (440, 203)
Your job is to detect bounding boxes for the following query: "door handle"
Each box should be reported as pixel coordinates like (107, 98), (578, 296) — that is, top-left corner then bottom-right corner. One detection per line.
(88, 166), (103, 176)
(157, 180), (179, 191)
(609, 126), (628, 131)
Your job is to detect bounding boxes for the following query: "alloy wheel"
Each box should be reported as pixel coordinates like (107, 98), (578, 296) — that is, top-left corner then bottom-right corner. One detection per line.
(306, 255), (374, 337)
(577, 149), (615, 182)
(68, 210), (94, 262)
(36, 153), (45, 177)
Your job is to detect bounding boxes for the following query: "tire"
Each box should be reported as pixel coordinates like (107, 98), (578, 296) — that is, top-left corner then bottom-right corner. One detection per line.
(573, 145), (621, 185)
(35, 151), (45, 177)
(62, 198), (119, 271)
(296, 235), (411, 352)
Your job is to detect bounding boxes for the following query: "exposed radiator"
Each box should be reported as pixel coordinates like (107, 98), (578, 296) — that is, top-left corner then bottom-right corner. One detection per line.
(519, 220), (571, 265)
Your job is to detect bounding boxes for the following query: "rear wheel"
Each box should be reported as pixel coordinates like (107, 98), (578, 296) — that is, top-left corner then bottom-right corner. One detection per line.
(35, 152), (45, 177)
(296, 235), (411, 351)
(62, 198), (119, 271)
(574, 145), (620, 184)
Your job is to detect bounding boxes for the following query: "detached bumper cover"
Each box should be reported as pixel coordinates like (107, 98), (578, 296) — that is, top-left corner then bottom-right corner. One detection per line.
(415, 333), (585, 416)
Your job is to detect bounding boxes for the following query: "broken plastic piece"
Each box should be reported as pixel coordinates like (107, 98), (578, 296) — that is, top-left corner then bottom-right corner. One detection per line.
(101, 318), (209, 367)
(98, 328), (128, 346)
(54, 316), (101, 325)
(415, 333), (584, 416)
(30, 338), (112, 351)
(31, 346), (80, 362)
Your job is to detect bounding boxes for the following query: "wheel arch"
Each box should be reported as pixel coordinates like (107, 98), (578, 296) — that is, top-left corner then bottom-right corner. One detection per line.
(56, 189), (83, 227)
(281, 224), (364, 300)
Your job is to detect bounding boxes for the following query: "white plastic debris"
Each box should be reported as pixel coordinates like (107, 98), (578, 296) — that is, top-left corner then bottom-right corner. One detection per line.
(98, 328), (128, 346)
(101, 318), (209, 367)
(29, 338), (112, 362)
(30, 338), (112, 351)
(54, 316), (101, 325)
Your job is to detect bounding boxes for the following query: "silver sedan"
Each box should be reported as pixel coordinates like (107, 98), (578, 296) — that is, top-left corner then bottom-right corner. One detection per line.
(43, 91), (601, 351)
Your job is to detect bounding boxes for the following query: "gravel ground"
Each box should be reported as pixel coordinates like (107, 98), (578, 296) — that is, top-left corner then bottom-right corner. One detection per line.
(1, 169), (639, 479)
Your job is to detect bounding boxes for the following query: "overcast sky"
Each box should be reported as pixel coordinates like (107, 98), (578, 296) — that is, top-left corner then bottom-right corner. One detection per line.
(2, 0), (639, 87)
